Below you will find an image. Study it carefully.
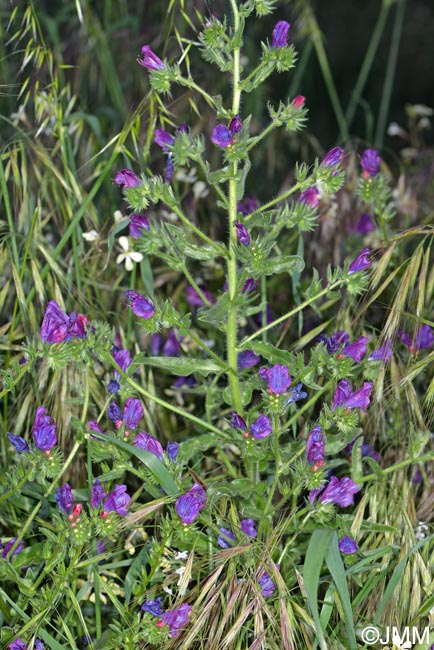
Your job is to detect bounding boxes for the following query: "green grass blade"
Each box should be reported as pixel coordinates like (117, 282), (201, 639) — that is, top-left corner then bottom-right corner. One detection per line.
(303, 528), (333, 650)
(325, 532), (357, 650)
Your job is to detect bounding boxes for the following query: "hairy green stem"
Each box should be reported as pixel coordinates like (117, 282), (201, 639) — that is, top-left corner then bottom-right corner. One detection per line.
(171, 204), (227, 256)
(182, 264), (212, 307)
(359, 452), (434, 483)
(243, 181), (302, 222)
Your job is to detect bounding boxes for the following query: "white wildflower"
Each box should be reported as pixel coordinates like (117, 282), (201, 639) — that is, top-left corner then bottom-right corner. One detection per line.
(116, 236), (143, 271)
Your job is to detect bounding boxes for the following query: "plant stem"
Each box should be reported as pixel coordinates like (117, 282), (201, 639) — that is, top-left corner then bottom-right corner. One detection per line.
(187, 329), (227, 369)
(358, 452), (434, 483)
(182, 264), (212, 307)
(226, 0), (243, 415)
(243, 181), (302, 223)
(171, 204), (227, 256)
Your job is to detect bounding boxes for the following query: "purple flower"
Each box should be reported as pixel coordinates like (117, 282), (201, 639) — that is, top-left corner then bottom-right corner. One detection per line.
(271, 20), (290, 48)
(55, 483), (74, 514)
(134, 431), (164, 460)
(230, 412), (247, 430)
(150, 333), (163, 356)
(211, 124), (233, 148)
(237, 195), (259, 216)
(162, 330), (180, 356)
(298, 186), (319, 208)
(7, 433), (29, 453)
(175, 483), (207, 524)
(33, 407), (57, 451)
(167, 441), (179, 462)
(164, 154), (174, 183)
(125, 290), (155, 319)
(96, 541), (106, 555)
(292, 95), (305, 108)
(123, 398), (143, 429)
(217, 527), (236, 548)
(360, 442), (381, 463)
(1, 538), (24, 559)
(368, 340), (393, 362)
(399, 324), (434, 351)
(104, 484), (131, 516)
(154, 128), (175, 151)
(142, 596), (163, 616)
(306, 426), (324, 466)
(238, 350), (260, 370)
(88, 421), (104, 438)
(240, 518), (257, 538)
(229, 115), (242, 135)
(137, 45), (164, 71)
(91, 479), (107, 509)
(242, 277), (256, 293)
(186, 285), (214, 306)
(338, 536), (358, 554)
(107, 379), (120, 394)
(259, 364), (291, 394)
(320, 330), (349, 354)
(285, 383), (307, 404)
(354, 213), (375, 235)
(8, 639), (27, 650)
(34, 641), (44, 650)
(251, 414), (272, 440)
(319, 477), (360, 507)
(235, 220), (250, 246)
(114, 169), (140, 188)
(67, 312), (88, 339)
(342, 336), (369, 362)
(161, 603), (192, 637)
(333, 379), (372, 413)
(40, 300), (69, 343)
(258, 567), (279, 597)
(129, 213), (150, 239)
(112, 348), (132, 380)
(348, 248), (371, 274)
(321, 147), (344, 167)
(108, 402), (122, 425)
(360, 149), (380, 177)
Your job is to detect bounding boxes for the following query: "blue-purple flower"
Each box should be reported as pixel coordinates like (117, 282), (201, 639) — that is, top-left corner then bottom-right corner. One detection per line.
(258, 565), (280, 597)
(129, 213), (150, 239)
(242, 277), (256, 293)
(321, 147), (344, 167)
(123, 398), (144, 429)
(167, 441), (179, 462)
(164, 154), (174, 183)
(285, 383), (307, 404)
(230, 412), (247, 430)
(104, 484), (131, 516)
(8, 639), (27, 650)
(342, 336), (369, 362)
(348, 248), (371, 274)
(238, 350), (260, 370)
(237, 195), (259, 216)
(142, 596), (163, 616)
(259, 364), (291, 394)
(338, 536), (358, 554)
(91, 479), (107, 509)
(271, 20), (290, 48)
(134, 432), (164, 460)
(114, 169), (140, 188)
(235, 220), (250, 246)
(250, 414), (272, 440)
(332, 379), (372, 413)
(154, 128), (175, 151)
(162, 330), (180, 356)
(175, 483), (207, 524)
(306, 426), (324, 466)
(112, 347), (132, 380)
(398, 324), (434, 352)
(368, 340), (393, 362)
(240, 518), (257, 538)
(211, 115), (243, 148)
(1, 537), (24, 559)
(55, 483), (74, 514)
(217, 528), (236, 548)
(161, 602), (192, 637)
(33, 407), (57, 451)
(360, 149), (380, 177)
(353, 213), (375, 234)
(40, 301), (88, 344)
(7, 433), (29, 453)
(125, 290), (155, 319)
(298, 186), (319, 208)
(319, 476), (360, 507)
(320, 330), (349, 354)
(186, 285), (214, 307)
(137, 45), (165, 71)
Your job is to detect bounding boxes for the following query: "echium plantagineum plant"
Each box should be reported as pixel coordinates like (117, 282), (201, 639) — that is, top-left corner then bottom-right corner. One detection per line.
(4, 2), (431, 650)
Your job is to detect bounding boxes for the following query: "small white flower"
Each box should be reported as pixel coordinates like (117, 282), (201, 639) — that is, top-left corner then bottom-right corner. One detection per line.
(174, 551), (189, 561)
(82, 229), (98, 242)
(193, 180), (209, 200)
(175, 167), (197, 184)
(116, 236), (143, 271)
(114, 210), (124, 223)
(163, 586), (173, 595)
(175, 566), (186, 586)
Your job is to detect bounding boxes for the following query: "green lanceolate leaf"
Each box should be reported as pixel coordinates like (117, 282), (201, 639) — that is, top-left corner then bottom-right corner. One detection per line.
(303, 528), (333, 650)
(325, 532), (357, 650)
(139, 356), (224, 377)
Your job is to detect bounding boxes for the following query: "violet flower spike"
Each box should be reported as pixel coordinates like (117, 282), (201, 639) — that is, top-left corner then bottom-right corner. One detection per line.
(306, 426), (324, 466)
(123, 397), (144, 429)
(338, 536), (358, 554)
(137, 45), (165, 71)
(142, 596), (163, 616)
(161, 603), (192, 637)
(166, 441), (179, 462)
(164, 154), (174, 183)
(348, 248), (371, 274)
(360, 149), (380, 177)
(211, 124), (233, 148)
(229, 115), (242, 135)
(238, 350), (260, 370)
(342, 336), (369, 362)
(298, 186), (319, 208)
(133, 431), (164, 460)
(368, 340), (393, 362)
(333, 379), (372, 413)
(235, 220), (250, 246)
(175, 483), (207, 524)
(104, 484), (131, 516)
(250, 414), (272, 440)
(217, 527), (236, 548)
(321, 147), (344, 167)
(33, 406), (57, 451)
(55, 483), (74, 513)
(259, 364), (291, 394)
(414, 324), (434, 350)
(230, 412), (247, 430)
(129, 213), (150, 239)
(7, 433), (29, 453)
(125, 290), (155, 319)
(240, 518), (257, 538)
(271, 20), (290, 48)
(154, 128), (175, 151)
(114, 169), (140, 188)
(319, 476), (360, 507)
(40, 300), (69, 343)
(8, 639), (27, 650)
(91, 479), (107, 509)
(112, 348), (131, 380)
